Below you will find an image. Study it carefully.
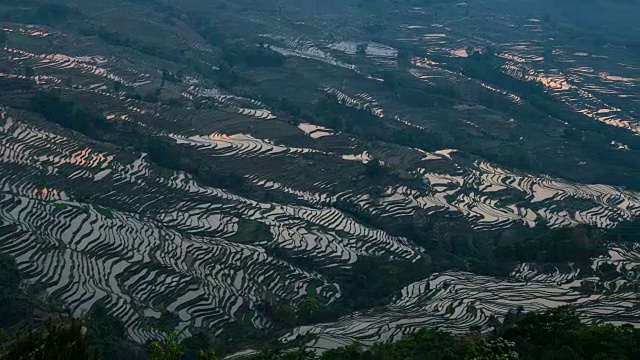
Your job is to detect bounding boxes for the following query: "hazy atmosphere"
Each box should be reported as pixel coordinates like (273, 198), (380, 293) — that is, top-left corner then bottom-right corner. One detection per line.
(0, 0), (638, 359)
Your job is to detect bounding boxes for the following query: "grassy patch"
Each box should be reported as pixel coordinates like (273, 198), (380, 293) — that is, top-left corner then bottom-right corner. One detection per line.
(53, 203), (67, 210)
(156, 167), (175, 180)
(227, 219), (272, 244)
(94, 206), (114, 219)
(307, 282), (318, 298)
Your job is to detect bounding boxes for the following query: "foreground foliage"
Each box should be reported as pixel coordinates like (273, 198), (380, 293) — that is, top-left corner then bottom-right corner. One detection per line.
(1, 307), (637, 360)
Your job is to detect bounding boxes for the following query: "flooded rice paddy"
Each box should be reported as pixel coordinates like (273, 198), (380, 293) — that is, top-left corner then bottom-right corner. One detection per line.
(0, 9), (638, 350)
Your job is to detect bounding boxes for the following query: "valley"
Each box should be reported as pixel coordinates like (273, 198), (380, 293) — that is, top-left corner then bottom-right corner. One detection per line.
(0, 0), (637, 357)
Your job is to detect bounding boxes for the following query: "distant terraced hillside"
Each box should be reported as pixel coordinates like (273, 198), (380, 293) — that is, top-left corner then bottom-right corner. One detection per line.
(0, 0), (638, 355)
(282, 244), (640, 352)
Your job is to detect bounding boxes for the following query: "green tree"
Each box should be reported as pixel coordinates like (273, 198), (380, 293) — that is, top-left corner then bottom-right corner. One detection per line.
(321, 345), (365, 360)
(1, 321), (94, 360)
(0, 253), (25, 326)
(297, 297), (322, 322)
(24, 66), (35, 77)
(86, 305), (134, 359)
(148, 332), (185, 360)
(112, 81), (122, 94)
(465, 337), (519, 360)
(507, 306), (581, 345)
(198, 349), (218, 360)
(0, 253), (20, 300)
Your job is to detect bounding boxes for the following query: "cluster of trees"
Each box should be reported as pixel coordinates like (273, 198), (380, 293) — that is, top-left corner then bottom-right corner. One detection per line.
(0, 2), (82, 28)
(492, 226), (603, 264)
(379, 70), (459, 107)
(33, 3), (78, 24)
(329, 256), (431, 312)
(185, 11), (286, 71)
(0, 253), (28, 328)
(606, 219), (640, 243)
(252, 252), (432, 330)
(78, 26), (184, 63)
(222, 45), (286, 68)
(0, 77), (33, 92)
(183, 11), (286, 90)
(312, 95), (444, 151)
(145, 138), (248, 192)
(314, 95), (379, 133)
(1, 321), (93, 360)
(1, 307), (637, 360)
(253, 96), (304, 125)
(30, 93), (115, 139)
(257, 284), (335, 329)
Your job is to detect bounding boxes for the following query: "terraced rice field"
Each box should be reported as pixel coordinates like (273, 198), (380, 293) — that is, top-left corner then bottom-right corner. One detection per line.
(0, 109), (424, 340)
(392, 3), (638, 137)
(0, 0), (638, 352)
(1, 86), (638, 343)
(281, 244), (640, 353)
(378, 155), (640, 230)
(498, 33), (638, 134)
